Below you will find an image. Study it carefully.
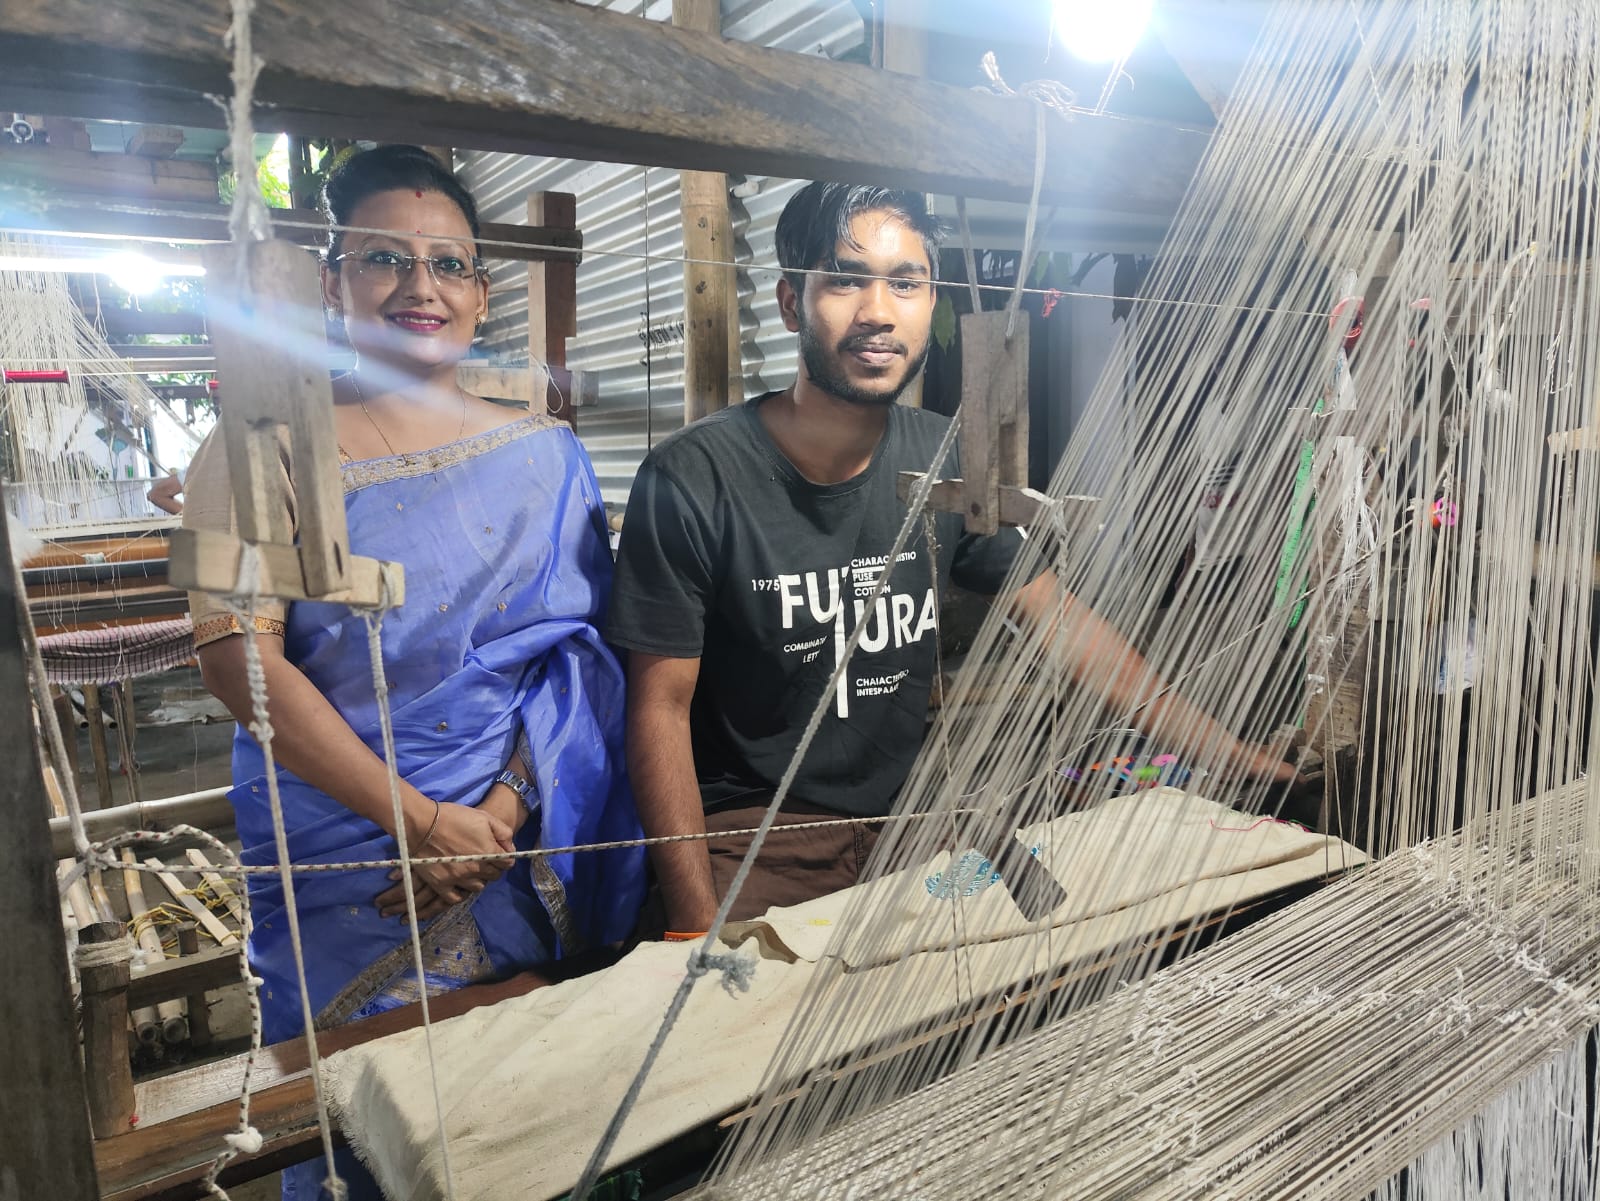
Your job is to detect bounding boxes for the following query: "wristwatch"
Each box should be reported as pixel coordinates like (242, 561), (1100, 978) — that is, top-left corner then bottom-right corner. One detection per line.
(493, 769), (537, 805)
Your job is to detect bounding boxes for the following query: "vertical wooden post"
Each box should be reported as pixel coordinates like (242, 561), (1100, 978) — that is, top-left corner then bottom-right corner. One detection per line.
(528, 191), (579, 429)
(76, 921), (137, 1139)
(177, 922), (212, 1049)
(675, 0), (742, 423)
(0, 495), (100, 1196)
(881, 0), (925, 409)
(82, 684), (115, 809)
(958, 311), (1031, 536)
(112, 679), (141, 806)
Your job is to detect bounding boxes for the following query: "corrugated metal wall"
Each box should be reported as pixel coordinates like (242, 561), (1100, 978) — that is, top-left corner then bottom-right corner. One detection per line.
(457, 0), (865, 504)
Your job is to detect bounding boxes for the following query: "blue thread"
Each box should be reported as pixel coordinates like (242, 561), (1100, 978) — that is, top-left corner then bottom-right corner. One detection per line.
(926, 845), (1044, 900)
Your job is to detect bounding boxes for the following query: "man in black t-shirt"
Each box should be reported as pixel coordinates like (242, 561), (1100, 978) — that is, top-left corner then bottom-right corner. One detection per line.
(607, 183), (1294, 934)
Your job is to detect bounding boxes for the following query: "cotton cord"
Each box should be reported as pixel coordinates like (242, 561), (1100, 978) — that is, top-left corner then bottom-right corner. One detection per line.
(223, 548), (346, 1200)
(361, 603), (458, 1201)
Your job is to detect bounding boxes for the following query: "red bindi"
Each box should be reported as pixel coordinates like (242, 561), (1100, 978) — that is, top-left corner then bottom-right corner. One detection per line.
(415, 190), (424, 198)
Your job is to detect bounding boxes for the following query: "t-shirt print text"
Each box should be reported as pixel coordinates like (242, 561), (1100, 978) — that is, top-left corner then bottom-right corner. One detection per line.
(760, 552), (938, 719)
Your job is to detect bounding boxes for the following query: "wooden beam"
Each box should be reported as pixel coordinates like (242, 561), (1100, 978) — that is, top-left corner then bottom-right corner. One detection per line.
(0, 0), (1209, 216)
(0, 198), (584, 264)
(675, 0), (740, 424)
(459, 365), (593, 412)
(0, 141), (218, 203)
(127, 942), (238, 1011)
(0, 504), (101, 1197)
(125, 125), (185, 158)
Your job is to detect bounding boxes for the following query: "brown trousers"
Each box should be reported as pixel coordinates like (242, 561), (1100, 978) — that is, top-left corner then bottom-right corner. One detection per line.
(637, 800), (882, 936)
(703, 800), (882, 922)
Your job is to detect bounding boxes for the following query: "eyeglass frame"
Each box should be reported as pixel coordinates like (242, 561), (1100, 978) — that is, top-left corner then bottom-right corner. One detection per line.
(330, 247), (489, 288)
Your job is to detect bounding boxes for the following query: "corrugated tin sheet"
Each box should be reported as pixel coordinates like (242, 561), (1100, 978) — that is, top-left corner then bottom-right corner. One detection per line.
(458, 0), (865, 504)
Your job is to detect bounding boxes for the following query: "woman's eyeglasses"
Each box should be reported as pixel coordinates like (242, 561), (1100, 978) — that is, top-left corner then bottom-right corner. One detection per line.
(333, 248), (487, 290)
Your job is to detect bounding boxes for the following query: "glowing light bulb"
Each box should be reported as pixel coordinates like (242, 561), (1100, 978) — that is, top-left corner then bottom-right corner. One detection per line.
(104, 251), (165, 297)
(1054, 0), (1154, 64)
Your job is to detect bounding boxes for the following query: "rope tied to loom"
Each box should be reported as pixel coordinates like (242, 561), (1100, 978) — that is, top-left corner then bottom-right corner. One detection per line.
(220, 542), (348, 1201)
(73, 934), (137, 968)
(361, 586), (460, 1199)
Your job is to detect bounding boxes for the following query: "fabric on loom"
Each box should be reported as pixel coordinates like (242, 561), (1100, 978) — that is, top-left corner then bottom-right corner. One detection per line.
(35, 616), (197, 684)
(180, 414), (646, 1055)
(323, 790), (1360, 1201)
(727, 789), (1357, 967)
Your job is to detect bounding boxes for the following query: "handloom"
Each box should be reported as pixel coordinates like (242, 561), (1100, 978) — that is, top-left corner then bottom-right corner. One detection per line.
(687, 1), (1600, 1196)
(321, 790), (1360, 1201)
(29, 0), (1600, 1197)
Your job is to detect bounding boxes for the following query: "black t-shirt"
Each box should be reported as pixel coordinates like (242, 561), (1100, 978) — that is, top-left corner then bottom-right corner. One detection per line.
(606, 393), (1025, 817)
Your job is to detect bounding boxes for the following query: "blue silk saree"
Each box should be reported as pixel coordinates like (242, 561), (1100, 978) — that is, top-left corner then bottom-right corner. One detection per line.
(228, 413), (643, 1052)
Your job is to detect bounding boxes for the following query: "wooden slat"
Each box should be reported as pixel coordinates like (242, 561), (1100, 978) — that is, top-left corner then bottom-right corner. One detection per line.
(143, 859), (237, 947)
(184, 849), (243, 923)
(0, 0), (1209, 216)
(0, 141), (218, 203)
(127, 943), (239, 1011)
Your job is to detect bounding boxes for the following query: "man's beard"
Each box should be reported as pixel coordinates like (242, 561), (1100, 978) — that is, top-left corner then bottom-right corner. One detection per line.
(799, 317), (930, 407)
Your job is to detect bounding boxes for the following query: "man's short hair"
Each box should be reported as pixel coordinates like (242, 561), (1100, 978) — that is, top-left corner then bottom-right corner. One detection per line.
(775, 183), (945, 295)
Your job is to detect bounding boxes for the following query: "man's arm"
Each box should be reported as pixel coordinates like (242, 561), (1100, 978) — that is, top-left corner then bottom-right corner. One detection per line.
(627, 651), (719, 933)
(148, 472), (184, 515)
(1006, 572), (1296, 784)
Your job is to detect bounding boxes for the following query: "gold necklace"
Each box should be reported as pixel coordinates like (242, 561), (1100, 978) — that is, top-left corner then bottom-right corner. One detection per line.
(350, 373), (468, 457)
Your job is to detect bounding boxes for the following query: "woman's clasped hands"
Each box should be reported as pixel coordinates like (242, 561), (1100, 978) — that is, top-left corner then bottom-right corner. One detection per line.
(376, 784), (527, 921)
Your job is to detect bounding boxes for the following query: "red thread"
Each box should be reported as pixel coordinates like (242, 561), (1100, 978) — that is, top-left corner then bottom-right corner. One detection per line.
(1041, 289), (1064, 318)
(1208, 816), (1306, 834)
(3, 369), (69, 383)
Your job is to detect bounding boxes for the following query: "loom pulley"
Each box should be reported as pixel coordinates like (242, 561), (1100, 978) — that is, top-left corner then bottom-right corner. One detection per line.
(166, 239), (402, 609)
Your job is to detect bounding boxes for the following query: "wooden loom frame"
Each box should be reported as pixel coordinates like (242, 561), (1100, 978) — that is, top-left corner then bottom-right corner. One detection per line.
(0, 3), (1217, 1197)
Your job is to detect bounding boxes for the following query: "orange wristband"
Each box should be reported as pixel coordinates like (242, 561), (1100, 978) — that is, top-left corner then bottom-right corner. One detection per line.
(662, 930), (708, 942)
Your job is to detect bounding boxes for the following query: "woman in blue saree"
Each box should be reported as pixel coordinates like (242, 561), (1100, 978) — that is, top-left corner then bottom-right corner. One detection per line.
(183, 146), (643, 1200)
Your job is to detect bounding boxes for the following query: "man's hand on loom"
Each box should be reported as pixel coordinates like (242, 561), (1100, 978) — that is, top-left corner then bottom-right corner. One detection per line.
(1225, 737), (1300, 787)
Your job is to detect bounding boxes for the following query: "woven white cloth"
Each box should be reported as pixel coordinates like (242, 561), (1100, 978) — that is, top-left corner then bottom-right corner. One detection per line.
(324, 790), (1362, 1201)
